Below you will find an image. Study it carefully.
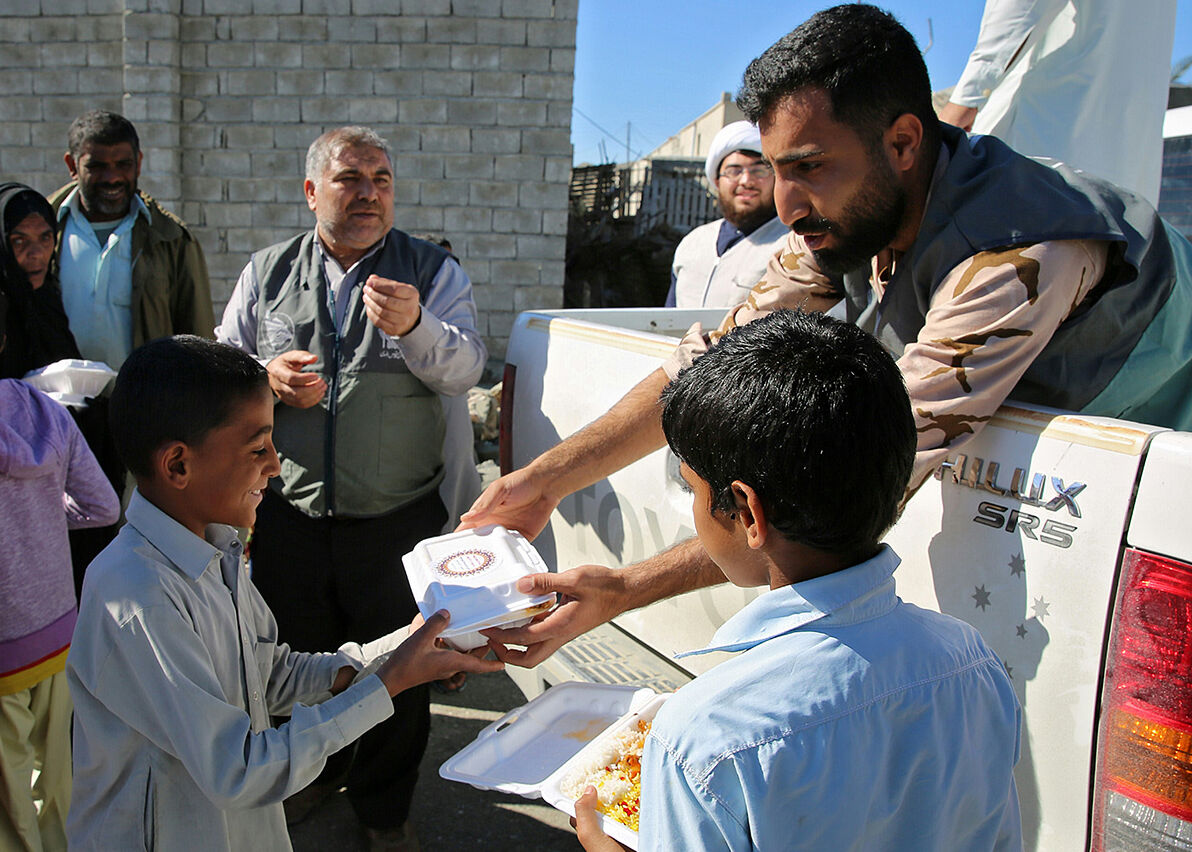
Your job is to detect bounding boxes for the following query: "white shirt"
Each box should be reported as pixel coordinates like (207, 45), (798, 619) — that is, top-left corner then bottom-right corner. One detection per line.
(67, 491), (399, 851)
(952, 0), (1176, 205)
(671, 216), (788, 308)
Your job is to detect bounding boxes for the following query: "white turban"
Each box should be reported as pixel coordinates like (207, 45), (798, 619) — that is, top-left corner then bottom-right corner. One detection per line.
(704, 121), (764, 186)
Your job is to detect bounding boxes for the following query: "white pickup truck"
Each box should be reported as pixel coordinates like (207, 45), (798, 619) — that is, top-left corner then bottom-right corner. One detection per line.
(496, 306), (1192, 852)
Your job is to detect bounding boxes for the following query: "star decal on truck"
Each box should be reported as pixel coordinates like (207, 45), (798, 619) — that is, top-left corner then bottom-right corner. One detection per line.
(1032, 597), (1051, 621)
(972, 584), (992, 611)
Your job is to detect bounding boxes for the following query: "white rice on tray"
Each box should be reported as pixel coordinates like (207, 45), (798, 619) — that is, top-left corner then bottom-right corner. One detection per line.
(559, 719), (650, 831)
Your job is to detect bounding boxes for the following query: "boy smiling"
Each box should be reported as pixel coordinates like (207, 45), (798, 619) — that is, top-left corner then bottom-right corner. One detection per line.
(66, 336), (501, 851)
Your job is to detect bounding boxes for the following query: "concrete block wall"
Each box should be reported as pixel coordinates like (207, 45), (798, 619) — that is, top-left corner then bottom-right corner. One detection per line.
(0, 0), (577, 357)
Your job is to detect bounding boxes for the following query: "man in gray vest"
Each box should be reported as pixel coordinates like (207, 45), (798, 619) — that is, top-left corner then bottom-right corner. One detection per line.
(459, 4), (1192, 693)
(217, 126), (486, 851)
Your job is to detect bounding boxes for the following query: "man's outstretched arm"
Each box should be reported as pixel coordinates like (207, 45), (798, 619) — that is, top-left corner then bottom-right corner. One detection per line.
(459, 365), (671, 539)
(482, 538), (725, 668)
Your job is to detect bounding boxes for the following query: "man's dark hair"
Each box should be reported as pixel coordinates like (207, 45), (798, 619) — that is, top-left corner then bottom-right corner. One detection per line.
(68, 110), (140, 158)
(660, 310), (916, 557)
(737, 4), (939, 155)
(110, 336), (269, 478)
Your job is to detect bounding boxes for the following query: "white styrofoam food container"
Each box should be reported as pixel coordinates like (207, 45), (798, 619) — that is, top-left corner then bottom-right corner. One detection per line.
(440, 682), (665, 850)
(22, 359), (117, 406)
(402, 524), (556, 650)
(541, 691), (668, 849)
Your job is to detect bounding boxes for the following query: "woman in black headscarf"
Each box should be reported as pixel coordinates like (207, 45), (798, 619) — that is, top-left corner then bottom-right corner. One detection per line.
(0, 182), (80, 379)
(1, 183), (122, 589)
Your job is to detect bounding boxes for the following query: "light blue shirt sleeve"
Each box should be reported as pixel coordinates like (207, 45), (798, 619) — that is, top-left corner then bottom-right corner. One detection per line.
(216, 261), (262, 357)
(392, 256), (487, 396)
(640, 735), (752, 852)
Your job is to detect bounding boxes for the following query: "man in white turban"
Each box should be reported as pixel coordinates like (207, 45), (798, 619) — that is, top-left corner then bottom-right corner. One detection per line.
(666, 121), (788, 308)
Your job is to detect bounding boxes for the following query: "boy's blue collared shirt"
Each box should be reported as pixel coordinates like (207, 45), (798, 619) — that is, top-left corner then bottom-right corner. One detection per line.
(640, 545), (1023, 851)
(57, 190), (150, 369)
(676, 545), (900, 659)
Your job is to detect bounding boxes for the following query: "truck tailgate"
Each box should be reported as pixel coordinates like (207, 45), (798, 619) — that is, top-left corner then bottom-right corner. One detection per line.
(888, 408), (1163, 850)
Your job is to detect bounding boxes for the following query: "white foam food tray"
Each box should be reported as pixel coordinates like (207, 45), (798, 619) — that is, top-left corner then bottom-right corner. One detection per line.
(439, 682), (661, 849)
(22, 359), (116, 400)
(402, 524), (556, 650)
(541, 692), (669, 850)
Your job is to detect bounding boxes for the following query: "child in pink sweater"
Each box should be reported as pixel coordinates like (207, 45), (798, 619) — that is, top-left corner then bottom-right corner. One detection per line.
(0, 298), (119, 851)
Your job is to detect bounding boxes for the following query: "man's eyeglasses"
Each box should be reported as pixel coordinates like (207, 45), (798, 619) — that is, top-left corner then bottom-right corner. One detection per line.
(718, 164), (773, 181)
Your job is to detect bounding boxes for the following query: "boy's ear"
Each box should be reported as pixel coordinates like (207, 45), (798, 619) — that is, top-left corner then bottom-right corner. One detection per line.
(731, 481), (768, 550)
(154, 441), (192, 490)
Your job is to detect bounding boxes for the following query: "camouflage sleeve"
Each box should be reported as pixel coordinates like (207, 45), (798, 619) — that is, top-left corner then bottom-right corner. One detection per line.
(905, 239), (1107, 492)
(662, 231), (840, 379)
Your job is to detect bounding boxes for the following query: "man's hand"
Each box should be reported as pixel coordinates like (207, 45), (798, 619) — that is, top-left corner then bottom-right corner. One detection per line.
(482, 565), (627, 668)
(363, 274), (422, 337)
(266, 350), (327, 409)
(377, 610), (505, 697)
(460, 366), (671, 540)
(939, 101), (978, 132)
(458, 467), (560, 540)
(572, 787), (630, 852)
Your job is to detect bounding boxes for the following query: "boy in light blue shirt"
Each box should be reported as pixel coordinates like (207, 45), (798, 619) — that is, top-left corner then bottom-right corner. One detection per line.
(66, 336), (502, 851)
(574, 310), (1023, 851)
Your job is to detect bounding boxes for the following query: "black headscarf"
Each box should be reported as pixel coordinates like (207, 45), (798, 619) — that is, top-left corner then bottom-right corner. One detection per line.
(0, 181), (80, 379)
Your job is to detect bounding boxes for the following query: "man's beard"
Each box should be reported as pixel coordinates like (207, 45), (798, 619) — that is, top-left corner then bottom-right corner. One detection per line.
(79, 179), (135, 220)
(722, 197), (778, 234)
(793, 158), (907, 276)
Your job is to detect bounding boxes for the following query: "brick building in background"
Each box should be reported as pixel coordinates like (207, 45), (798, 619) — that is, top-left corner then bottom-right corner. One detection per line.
(0, 0), (577, 358)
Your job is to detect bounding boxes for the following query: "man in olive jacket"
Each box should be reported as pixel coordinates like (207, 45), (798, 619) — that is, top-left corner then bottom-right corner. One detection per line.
(48, 110), (213, 370)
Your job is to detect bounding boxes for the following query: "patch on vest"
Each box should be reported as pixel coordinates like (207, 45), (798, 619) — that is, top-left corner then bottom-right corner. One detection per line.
(379, 331), (406, 361)
(261, 312), (296, 358)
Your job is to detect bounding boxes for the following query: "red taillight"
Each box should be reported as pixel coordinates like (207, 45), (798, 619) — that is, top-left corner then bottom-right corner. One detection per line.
(498, 363), (516, 476)
(1093, 548), (1192, 849)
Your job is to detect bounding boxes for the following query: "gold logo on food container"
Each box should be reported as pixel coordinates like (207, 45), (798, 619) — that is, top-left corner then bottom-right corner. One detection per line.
(435, 549), (496, 577)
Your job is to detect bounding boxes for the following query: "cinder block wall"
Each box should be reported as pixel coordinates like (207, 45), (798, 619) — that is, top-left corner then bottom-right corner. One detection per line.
(0, 0), (576, 358)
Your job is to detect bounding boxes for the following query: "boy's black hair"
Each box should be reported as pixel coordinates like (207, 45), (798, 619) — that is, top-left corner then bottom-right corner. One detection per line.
(660, 310), (915, 556)
(68, 110), (140, 158)
(109, 335), (269, 478)
(737, 4), (940, 156)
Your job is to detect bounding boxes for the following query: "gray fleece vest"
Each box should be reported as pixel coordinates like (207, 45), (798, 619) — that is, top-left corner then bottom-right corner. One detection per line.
(841, 124), (1192, 425)
(253, 229), (449, 518)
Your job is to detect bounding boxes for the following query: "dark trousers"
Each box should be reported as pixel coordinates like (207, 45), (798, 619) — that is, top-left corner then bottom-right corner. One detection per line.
(249, 487), (446, 830)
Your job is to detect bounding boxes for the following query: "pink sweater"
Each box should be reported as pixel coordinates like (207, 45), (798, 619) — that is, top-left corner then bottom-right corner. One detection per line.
(0, 379), (119, 693)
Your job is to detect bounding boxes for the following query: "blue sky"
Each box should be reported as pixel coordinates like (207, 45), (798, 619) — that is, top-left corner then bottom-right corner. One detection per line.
(571, 1), (1192, 165)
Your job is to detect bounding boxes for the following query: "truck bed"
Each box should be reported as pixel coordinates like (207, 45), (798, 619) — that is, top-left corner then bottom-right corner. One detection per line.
(501, 308), (1192, 850)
